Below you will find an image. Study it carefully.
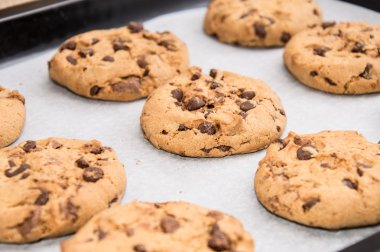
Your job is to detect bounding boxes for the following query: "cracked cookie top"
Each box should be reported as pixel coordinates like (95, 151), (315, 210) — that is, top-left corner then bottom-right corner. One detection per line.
(0, 138), (126, 243)
(254, 131), (380, 229)
(0, 86), (26, 148)
(204, 0), (323, 47)
(61, 201), (254, 252)
(140, 66), (286, 157)
(284, 22), (380, 94)
(49, 22), (189, 101)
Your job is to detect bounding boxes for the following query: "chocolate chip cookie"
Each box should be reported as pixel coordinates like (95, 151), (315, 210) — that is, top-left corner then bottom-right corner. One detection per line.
(49, 22), (189, 101)
(0, 86), (25, 148)
(284, 22), (380, 94)
(254, 131), (380, 229)
(141, 67), (286, 157)
(204, 0), (322, 47)
(0, 138), (126, 243)
(61, 201), (254, 252)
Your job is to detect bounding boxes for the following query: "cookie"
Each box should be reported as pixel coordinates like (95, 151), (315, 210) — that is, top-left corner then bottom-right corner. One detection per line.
(0, 86), (26, 148)
(204, 0), (323, 47)
(49, 22), (189, 101)
(254, 131), (380, 229)
(284, 22), (380, 94)
(0, 138), (126, 243)
(141, 67), (286, 157)
(61, 201), (254, 252)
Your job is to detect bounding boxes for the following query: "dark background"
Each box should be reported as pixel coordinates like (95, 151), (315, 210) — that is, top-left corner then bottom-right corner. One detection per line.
(0, 0), (379, 62)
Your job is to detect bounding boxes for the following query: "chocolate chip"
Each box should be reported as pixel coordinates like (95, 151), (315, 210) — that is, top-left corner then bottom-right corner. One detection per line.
(359, 64), (373, 79)
(322, 21), (336, 29)
(127, 22), (144, 33)
(23, 141), (36, 153)
(342, 178), (358, 190)
(113, 38), (130, 52)
(186, 97), (206, 111)
(160, 216), (180, 233)
(66, 56), (77, 65)
(62, 199), (80, 222)
(357, 168), (364, 177)
(191, 72), (202, 81)
(137, 56), (148, 68)
(78, 48), (94, 58)
(91, 38), (100, 45)
(254, 23), (266, 38)
(274, 139), (288, 150)
(201, 147), (212, 153)
(8, 160), (16, 167)
(302, 198), (320, 212)
(34, 189), (49, 206)
(207, 211), (224, 221)
(51, 140), (63, 149)
(280, 32), (291, 43)
(96, 228), (107, 240)
(198, 121), (217, 135)
(102, 56), (114, 62)
(313, 9), (319, 16)
(112, 77), (141, 92)
(352, 42), (365, 53)
(310, 71), (318, 77)
(161, 130), (168, 135)
(216, 145), (231, 152)
(90, 85), (101, 96)
(240, 91), (255, 100)
(240, 101), (255, 112)
(171, 88), (183, 102)
(239, 111), (248, 119)
(5, 163), (31, 178)
(158, 40), (177, 51)
(76, 158), (89, 168)
(313, 46), (331, 57)
(133, 244), (147, 252)
(325, 77), (337, 86)
(296, 145), (314, 160)
(210, 82), (220, 89)
(90, 147), (103, 155)
(60, 41), (76, 51)
(210, 69), (217, 78)
(208, 224), (231, 251)
(83, 167), (104, 182)
(276, 126), (281, 132)
(178, 124), (189, 131)
(15, 210), (40, 237)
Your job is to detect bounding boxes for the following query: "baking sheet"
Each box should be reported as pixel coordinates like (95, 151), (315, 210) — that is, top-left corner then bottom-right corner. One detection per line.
(0, 0), (379, 251)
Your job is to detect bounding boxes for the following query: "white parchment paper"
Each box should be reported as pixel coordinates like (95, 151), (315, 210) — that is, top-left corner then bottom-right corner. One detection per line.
(0, 0), (379, 251)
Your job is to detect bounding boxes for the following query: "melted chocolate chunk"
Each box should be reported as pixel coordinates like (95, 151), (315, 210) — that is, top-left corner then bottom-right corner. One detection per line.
(171, 88), (183, 102)
(5, 163), (31, 178)
(254, 23), (266, 38)
(102, 56), (114, 62)
(178, 124), (189, 131)
(186, 97), (206, 111)
(208, 224), (231, 251)
(210, 69), (218, 78)
(113, 38), (130, 52)
(352, 42), (365, 53)
(158, 40), (177, 51)
(191, 72), (202, 81)
(198, 121), (217, 135)
(342, 178), (358, 190)
(322, 21), (336, 29)
(90, 85), (101, 96)
(90, 147), (104, 155)
(15, 210), (40, 237)
(78, 48), (94, 58)
(127, 22), (144, 33)
(60, 41), (76, 51)
(296, 145), (315, 160)
(133, 244), (147, 252)
(216, 145), (231, 152)
(76, 158), (89, 169)
(34, 189), (49, 206)
(359, 64), (373, 79)
(325, 77), (337, 86)
(240, 101), (255, 112)
(240, 91), (255, 100)
(313, 46), (331, 57)
(160, 216), (180, 233)
(210, 82), (220, 89)
(23, 141), (37, 153)
(91, 38), (100, 45)
(137, 56), (148, 68)
(280, 32), (291, 43)
(83, 167), (104, 182)
(302, 198), (320, 212)
(310, 71), (318, 77)
(112, 77), (141, 92)
(66, 56), (77, 65)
